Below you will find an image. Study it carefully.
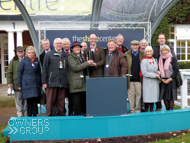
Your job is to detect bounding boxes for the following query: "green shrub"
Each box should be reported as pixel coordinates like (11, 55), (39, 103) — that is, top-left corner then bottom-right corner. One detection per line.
(151, 0), (190, 47)
(178, 61), (190, 69)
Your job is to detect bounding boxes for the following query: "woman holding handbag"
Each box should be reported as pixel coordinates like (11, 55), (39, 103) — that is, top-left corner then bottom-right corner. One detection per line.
(159, 45), (179, 110)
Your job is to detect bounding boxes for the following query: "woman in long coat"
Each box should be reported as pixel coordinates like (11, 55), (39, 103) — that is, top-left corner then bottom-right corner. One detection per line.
(159, 45), (179, 110)
(68, 41), (94, 115)
(140, 46), (160, 112)
(17, 46), (41, 117)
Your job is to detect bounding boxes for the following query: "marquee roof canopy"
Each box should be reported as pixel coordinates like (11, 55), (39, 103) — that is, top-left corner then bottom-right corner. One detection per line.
(0, 0), (176, 23)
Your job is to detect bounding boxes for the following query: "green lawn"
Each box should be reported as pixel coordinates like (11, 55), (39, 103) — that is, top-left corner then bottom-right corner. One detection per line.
(173, 105), (181, 110)
(149, 132), (190, 143)
(0, 94), (15, 107)
(0, 124), (8, 143)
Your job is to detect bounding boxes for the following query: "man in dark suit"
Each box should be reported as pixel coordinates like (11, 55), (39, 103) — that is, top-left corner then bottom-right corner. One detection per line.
(116, 34), (128, 53)
(84, 34), (105, 76)
(153, 33), (176, 111)
(40, 39), (51, 67)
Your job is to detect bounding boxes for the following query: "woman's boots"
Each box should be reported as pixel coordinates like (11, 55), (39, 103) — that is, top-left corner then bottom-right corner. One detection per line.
(145, 103), (154, 112)
(150, 103), (154, 112)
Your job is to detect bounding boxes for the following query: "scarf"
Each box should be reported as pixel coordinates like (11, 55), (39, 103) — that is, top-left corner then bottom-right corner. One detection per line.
(159, 52), (172, 78)
(26, 55), (36, 63)
(139, 56), (153, 78)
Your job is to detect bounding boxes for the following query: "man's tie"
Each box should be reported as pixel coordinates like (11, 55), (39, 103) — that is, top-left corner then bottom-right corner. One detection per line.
(66, 50), (69, 55)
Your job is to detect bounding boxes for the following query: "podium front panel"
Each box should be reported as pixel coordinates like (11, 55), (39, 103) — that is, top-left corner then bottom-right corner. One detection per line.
(86, 77), (127, 116)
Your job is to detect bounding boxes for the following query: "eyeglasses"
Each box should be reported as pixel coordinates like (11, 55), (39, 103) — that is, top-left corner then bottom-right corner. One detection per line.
(55, 43), (62, 45)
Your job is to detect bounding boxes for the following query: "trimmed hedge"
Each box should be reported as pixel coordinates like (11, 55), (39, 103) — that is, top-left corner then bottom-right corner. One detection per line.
(178, 61), (190, 69)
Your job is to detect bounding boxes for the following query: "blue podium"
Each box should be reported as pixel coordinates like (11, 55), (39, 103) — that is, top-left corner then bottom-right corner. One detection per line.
(86, 76), (128, 116)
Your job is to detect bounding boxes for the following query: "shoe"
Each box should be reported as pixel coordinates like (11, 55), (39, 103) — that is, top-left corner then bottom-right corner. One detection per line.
(23, 112), (27, 116)
(155, 108), (161, 111)
(141, 109), (146, 112)
(145, 108), (149, 112)
(150, 104), (154, 112)
(17, 113), (23, 117)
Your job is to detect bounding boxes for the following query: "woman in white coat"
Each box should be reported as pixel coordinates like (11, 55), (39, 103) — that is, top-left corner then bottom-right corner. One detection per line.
(140, 46), (160, 112)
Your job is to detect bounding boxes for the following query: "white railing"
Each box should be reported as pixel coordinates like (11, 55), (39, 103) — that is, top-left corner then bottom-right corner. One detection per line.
(174, 70), (190, 109)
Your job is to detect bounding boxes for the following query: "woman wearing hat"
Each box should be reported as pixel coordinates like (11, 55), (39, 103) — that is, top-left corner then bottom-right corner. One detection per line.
(17, 46), (41, 117)
(140, 46), (160, 112)
(159, 45), (179, 110)
(68, 41), (94, 115)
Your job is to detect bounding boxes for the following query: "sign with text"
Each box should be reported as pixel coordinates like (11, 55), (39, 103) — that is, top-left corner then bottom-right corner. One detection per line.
(46, 29), (144, 49)
(0, 0), (92, 15)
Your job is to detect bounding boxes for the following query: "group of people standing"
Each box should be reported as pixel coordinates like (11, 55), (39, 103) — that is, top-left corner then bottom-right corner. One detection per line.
(7, 32), (179, 117)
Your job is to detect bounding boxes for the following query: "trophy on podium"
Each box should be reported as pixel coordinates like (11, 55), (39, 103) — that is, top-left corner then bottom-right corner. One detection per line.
(88, 51), (94, 60)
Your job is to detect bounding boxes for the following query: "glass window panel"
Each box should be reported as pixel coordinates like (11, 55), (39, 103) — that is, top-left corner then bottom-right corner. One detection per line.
(4, 67), (8, 72)
(170, 34), (174, 39)
(181, 41), (185, 47)
(182, 54), (186, 60)
(188, 54), (190, 60)
(177, 54), (180, 60)
(177, 41), (180, 47)
(170, 27), (174, 32)
(181, 48), (185, 53)
(4, 49), (7, 54)
(4, 55), (8, 60)
(4, 61), (8, 66)
(188, 41), (190, 46)
(177, 48), (180, 53)
(188, 48), (190, 53)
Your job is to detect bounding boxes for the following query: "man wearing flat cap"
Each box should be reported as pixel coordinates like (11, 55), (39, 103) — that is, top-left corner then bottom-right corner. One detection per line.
(7, 46), (27, 117)
(125, 40), (144, 113)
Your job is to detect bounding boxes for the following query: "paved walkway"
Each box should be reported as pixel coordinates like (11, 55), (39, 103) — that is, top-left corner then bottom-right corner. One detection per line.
(0, 84), (15, 107)
(0, 107), (17, 124)
(0, 84), (16, 124)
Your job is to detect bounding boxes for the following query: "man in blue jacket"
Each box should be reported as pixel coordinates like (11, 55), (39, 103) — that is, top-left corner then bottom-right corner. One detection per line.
(42, 38), (68, 116)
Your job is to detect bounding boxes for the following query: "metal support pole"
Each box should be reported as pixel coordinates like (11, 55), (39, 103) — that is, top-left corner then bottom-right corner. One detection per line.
(13, 0), (39, 57)
(151, 0), (180, 37)
(90, 0), (103, 30)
